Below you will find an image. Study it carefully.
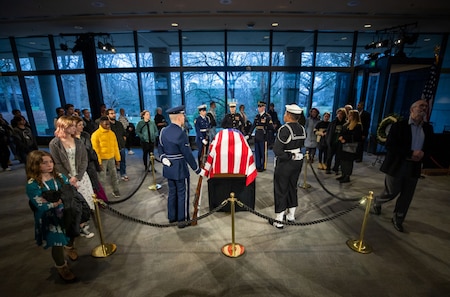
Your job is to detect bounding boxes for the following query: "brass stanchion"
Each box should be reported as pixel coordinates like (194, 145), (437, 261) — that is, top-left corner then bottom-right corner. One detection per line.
(148, 152), (161, 190)
(299, 151), (311, 189)
(221, 193), (245, 258)
(91, 194), (117, 258)
(346, 191), (373, 254)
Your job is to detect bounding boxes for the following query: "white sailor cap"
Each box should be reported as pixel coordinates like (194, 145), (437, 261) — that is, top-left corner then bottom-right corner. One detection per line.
(285, 104), (303, 114)
(228, 101), (237, 107)
(197, 104), (207, 111)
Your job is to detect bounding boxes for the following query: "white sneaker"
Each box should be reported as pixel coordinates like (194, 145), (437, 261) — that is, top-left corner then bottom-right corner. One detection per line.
(80, 225), (94, 239)
(121, 176), (129, 181)
(128, 150), (135, 155)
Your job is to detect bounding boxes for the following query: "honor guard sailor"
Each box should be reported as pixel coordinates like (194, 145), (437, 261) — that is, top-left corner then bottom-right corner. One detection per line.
(158, 105), (201, 228)
(271, 104), (306, 229)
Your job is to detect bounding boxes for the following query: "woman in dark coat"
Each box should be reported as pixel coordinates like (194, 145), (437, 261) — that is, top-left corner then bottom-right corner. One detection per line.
(337, 110), (362, 183)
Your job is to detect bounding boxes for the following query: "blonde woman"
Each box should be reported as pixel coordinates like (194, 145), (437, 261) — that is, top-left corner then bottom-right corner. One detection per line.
(49, 116), (94, 238)
(337, 110), (362, 183)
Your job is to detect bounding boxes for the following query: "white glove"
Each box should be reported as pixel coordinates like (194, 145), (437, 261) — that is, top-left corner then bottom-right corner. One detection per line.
(202, 139), (208, 145)
(162, 158), (172, 167)
(292, 153), (304, 161)
(199, 169), (207, 177)
(244, 135), (250, 140)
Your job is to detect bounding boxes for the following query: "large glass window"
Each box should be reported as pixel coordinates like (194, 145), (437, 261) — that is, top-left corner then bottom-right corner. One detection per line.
(0, 39), (16, 72)
(141, 72), (182, 127)
(227, 71), (269, 120)
(97, 33), (136, 68)
(61, 74), (89, 110)
(430, 73), (450, 133)
(0, 76), (23, 123)
(272, 32), (315, 67)
(270, 71), (310, 120)
(312, 72), (339, 114)
(100, 73), (140, 119)
(184, 72), (225, 121)
(182, 32), (225, 67)
(227, 31), (270, 67)
(137, 32), (180, 67)
(316, 32), (353, 67)
(15, 37), (54, 71)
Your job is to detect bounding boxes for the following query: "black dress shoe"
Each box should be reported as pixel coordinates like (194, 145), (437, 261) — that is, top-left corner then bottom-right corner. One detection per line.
(391, 218), (404, 232)
(325, 170), (332, 174)
(339, 176), (350, 183)
(178, 222), (190, 229)
(372, 204), (381, 215)
(336, 176), (344, 180)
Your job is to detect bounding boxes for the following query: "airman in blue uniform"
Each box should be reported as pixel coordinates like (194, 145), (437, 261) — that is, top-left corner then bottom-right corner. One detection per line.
(194, 104), (210, 165)
(158, 105), (201, 228)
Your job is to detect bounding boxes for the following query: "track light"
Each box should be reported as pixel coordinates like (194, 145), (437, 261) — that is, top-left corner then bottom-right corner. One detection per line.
(98, 41), (107, 51)
(105, 43), (116, 53)
(59, 43), (69, 51)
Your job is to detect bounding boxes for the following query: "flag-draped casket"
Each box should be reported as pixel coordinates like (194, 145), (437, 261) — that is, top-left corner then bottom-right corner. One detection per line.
(202, 129), (257, 211)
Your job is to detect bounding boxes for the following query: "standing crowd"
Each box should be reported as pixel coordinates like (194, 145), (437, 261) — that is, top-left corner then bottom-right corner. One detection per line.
(2, 97), (432, 282)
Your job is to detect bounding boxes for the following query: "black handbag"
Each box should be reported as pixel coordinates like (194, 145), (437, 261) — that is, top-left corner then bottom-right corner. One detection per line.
(342, 142), (358, 153)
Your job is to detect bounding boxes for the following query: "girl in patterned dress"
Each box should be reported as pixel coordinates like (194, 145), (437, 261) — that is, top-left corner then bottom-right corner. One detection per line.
(26, 150), (76, 281)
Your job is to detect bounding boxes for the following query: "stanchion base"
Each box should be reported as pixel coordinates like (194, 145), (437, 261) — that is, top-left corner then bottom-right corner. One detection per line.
(299, 183), (311, 189)
(148, 184), (162, 190)
(91, 243), (117, 258)
(346, 239), (372, 254)
(221, 243), (245, 258)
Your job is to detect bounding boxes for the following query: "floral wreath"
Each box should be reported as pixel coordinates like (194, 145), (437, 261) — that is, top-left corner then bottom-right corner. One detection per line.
(376, 114), (401, 143)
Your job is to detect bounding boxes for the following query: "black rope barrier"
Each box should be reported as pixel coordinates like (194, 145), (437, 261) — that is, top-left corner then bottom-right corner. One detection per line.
(237, 198), (364, 226)
(98, 194), (363, 228)
(307, 161), (364, 202)
(99, 199), (229, 227)
(108, 163), (153, 205)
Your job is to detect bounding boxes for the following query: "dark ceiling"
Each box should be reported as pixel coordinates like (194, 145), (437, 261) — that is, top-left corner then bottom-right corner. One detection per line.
(1, 0), (450, 38)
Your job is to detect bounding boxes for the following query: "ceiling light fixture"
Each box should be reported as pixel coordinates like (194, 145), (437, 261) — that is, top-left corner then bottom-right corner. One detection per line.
(171, 23), (179, 27)
(271, 22), (279, 27)
(60, 43), (69, 51)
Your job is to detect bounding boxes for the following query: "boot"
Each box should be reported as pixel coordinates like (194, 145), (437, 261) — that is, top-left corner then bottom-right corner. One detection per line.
(339, 175), (350, 183)
(286, 207), (296, 222)
(272, 211), (285, 229)
(55, 261), (76, 282)
(322, 163), (327, 170)
(317, 163), (323, 170)
(64, 246), (78, 261)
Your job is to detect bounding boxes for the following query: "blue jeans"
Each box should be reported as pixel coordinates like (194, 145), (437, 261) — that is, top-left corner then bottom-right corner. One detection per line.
(119, 148), (127, 177)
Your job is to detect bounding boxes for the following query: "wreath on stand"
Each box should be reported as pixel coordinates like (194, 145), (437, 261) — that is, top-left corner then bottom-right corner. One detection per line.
(376, 114), (402, 144)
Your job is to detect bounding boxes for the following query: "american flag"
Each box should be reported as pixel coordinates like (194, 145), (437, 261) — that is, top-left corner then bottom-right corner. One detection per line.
(201, 129), (257, 186)
(421, 48), (439, 120)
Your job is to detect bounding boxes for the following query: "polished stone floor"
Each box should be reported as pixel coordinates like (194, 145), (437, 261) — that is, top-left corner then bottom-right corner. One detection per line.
(1, 147), (449, 297)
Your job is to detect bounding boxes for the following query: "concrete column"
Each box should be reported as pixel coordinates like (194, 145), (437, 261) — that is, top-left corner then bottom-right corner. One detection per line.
(28, 52), (59, 133)
(150, 48), (172, 114)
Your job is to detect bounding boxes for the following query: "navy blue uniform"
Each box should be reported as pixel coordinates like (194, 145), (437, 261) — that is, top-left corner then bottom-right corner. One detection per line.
(194, 115), (210, 164)
(159, 123), (200, 224)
